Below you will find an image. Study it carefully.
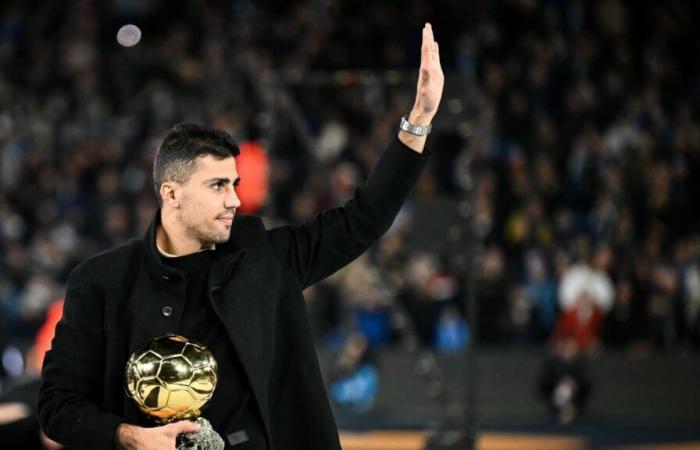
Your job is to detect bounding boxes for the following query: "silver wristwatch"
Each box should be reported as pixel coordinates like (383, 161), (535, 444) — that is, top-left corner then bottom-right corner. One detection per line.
(400, 115), (432, 136)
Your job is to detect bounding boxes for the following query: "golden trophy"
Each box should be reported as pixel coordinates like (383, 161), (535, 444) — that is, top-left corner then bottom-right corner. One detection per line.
(125, 334), (225, 450)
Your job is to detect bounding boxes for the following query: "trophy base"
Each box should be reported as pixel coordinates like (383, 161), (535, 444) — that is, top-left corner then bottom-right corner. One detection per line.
(176, 417), (225, 450)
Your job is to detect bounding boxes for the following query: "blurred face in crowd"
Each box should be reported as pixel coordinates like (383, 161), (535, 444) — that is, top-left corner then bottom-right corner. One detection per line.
(165, 155), (241, 246)
(592, 245), (612, 271)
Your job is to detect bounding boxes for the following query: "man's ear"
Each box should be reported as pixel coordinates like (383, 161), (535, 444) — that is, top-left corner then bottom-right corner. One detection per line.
(160, 182), (180, 208)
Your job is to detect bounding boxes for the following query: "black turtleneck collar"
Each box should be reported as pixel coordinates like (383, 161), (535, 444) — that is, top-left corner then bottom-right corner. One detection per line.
(142, 209), (246, 287)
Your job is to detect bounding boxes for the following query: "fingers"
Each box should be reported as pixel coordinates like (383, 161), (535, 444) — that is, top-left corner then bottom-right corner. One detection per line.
(424, 23), (434, 48)
(167, 420), (200, 435)
(422, 23), (440, 67)
(422, 25), (431, 65)
(424, 23), (434, 44)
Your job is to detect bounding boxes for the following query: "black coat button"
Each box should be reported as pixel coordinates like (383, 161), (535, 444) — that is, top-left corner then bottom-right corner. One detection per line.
(161, 306), (173, 317)
(161, 273), (181, 282)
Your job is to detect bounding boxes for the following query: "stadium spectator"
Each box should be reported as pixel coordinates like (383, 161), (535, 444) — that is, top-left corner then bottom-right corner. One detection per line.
(0, 3), (698, 398)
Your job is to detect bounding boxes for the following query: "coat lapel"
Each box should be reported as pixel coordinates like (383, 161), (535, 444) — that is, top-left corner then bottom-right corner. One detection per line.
(207, 231), (275, 443)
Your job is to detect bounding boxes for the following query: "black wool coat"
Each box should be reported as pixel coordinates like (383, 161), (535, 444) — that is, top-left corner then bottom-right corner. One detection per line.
(38, 136), (430, 449)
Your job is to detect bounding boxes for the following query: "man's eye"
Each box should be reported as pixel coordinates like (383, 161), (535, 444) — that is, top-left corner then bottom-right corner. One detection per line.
(213, 182), (224, 189)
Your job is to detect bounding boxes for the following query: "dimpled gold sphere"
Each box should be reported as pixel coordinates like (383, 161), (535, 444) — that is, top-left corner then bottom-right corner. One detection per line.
(125, 334), (218, 423)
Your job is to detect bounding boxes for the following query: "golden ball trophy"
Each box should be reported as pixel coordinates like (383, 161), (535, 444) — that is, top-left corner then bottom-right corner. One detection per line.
(125, 334), (225, 450)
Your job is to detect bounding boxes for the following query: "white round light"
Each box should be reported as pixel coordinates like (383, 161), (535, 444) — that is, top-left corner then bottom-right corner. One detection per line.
(117, 24), (142, 47)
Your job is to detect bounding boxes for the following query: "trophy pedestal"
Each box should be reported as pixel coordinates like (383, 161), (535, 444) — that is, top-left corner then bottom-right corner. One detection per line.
(176, 417), (225, 450)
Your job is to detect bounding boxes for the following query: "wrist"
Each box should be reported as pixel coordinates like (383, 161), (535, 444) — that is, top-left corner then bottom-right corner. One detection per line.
(407, 109), (434, 127)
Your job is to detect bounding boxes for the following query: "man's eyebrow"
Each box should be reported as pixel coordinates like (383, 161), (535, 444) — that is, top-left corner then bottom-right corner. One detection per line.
(203, 176), (241, 184)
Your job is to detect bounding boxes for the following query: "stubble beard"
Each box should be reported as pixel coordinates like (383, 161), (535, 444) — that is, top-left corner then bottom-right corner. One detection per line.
(189, 223), (232, 247)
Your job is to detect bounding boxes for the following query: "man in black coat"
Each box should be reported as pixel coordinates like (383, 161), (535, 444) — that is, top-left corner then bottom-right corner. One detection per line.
(38, 23), (444, 450)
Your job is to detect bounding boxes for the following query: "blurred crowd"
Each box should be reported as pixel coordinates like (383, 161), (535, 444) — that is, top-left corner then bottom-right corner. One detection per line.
(1, 0), (700, 399)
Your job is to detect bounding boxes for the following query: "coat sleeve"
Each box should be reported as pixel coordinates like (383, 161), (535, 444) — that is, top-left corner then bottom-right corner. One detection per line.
(267, 136), (430, 289)
(37, 264), (124, 449)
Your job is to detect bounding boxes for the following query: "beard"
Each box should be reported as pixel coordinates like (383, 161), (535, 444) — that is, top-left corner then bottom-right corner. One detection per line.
(187, 221), (232, 246)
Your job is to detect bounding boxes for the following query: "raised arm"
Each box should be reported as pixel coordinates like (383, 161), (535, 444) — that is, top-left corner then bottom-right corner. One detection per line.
(268, 23), (444, 288)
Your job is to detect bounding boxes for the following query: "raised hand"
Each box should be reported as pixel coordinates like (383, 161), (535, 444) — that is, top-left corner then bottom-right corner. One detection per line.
(411, 23), (444, 125)
(399, 23), (445, 153)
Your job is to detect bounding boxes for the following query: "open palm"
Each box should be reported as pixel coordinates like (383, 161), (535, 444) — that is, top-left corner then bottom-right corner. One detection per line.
(413, 23), (444, 118)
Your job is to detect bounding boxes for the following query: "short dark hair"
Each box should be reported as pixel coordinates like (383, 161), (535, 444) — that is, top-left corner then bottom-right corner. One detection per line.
(153, 123), (240, 205)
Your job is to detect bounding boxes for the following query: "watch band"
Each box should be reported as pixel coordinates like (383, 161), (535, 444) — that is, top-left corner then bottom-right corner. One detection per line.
(400, 115), (432, 136)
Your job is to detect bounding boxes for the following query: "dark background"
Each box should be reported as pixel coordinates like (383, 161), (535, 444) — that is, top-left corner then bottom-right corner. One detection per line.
(0, 0), (699, 447)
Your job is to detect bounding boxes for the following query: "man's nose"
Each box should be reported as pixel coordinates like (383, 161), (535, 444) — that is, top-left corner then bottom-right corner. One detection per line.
(225, 187), (241, 209)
